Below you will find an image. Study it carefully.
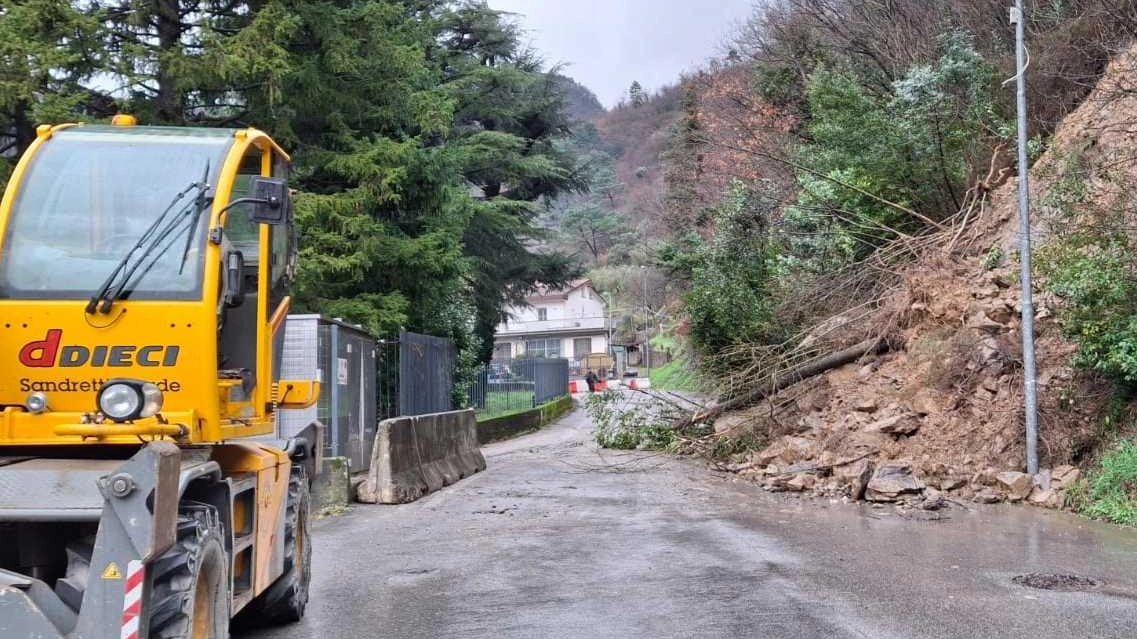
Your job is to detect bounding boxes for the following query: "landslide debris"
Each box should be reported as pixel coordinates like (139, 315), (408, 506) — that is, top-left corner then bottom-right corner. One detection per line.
(707, 43), (1137, 510)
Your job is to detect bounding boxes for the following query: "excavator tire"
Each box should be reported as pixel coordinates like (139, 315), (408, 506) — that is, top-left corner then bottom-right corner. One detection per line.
(148, 502), (230, 639)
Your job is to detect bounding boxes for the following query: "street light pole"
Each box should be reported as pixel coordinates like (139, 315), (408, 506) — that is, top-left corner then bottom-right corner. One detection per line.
(641, 266), (650, 378)
(603, 291), (612, 359)
(1012, 1), (1039, 474)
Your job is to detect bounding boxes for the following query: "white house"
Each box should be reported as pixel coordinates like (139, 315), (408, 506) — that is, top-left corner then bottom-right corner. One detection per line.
(493, 279), (609, 372)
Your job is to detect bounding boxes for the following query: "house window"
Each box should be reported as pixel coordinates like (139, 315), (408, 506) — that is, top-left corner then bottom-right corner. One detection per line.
(573, 337), (592, 358)
(526, 339), (561, 358)
(493, 343), (512, 361)
(537, 308), (548, 321)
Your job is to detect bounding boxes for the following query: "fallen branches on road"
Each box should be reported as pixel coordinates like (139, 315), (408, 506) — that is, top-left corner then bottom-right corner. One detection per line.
(675, 337), (889, 430)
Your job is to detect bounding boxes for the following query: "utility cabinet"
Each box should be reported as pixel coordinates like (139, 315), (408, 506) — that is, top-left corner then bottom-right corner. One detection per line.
(277, 314), (377, 471)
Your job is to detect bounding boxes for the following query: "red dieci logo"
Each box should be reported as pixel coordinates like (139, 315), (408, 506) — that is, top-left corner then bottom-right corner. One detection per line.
(18, 330), (180, 368)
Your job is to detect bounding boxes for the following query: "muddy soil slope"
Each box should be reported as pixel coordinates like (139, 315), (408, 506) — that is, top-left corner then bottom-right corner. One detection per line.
(716, 44), (1137, 508)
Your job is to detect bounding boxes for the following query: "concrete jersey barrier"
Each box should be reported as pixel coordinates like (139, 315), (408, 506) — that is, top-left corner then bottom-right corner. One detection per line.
(356, 409), (487, 504)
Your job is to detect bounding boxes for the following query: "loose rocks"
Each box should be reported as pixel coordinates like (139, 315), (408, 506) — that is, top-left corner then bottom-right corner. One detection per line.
(753, 436), (815, 467)
(920, 487), (946, 511)
(973, 488), (1002, 504)
(834, 459), (875, 500)
(865, 463), (925, 502)
(863, 413), (920, 437)
(996, 471), (1034, 502)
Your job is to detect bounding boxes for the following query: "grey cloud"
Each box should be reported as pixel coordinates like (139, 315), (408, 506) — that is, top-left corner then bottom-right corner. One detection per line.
(489, 0), (755, 107)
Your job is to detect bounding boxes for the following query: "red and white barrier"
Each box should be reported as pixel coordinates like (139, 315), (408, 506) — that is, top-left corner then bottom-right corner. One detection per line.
(121, 560), (144, 639)
(569, 379), (612, 393)
(626, 378), (652, 390)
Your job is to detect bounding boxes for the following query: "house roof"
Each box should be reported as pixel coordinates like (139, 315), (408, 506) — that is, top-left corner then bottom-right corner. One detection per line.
(526, 279), (596, 303)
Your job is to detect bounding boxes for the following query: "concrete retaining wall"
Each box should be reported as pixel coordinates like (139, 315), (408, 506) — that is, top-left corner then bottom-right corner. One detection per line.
(476, 394), (573, 444)
(356, 409), (487, 505)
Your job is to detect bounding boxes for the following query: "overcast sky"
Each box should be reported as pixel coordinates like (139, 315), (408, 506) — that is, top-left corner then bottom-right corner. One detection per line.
(488, 0), (756, 108)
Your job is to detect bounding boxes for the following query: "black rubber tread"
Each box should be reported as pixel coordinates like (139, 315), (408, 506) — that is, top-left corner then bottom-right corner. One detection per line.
(148, 502), (230, 639)
(237, 466), (310, 626)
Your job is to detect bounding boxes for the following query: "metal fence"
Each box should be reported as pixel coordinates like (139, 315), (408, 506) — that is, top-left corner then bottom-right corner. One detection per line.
(375, 337), (399, 421)
(468, 358), (570, 416)
(279, 322), (460, 469)
(397, 330), (456, 416)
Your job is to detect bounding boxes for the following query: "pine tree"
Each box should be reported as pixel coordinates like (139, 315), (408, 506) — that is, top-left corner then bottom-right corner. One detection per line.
(662, 80), (706, 234)
(215, 0), (468, 340)
(0, 0), (583, 365)
(95, 0), (266, 123)
(440, 1), (584, 360)
(628, 80), (646, 107)
(0, 0), (98, 172)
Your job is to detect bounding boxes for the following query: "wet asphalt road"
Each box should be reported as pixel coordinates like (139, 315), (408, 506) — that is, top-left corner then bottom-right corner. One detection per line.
(240, 406), (1137, 639)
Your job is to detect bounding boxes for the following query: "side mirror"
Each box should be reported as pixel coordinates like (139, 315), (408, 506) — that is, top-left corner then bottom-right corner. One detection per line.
(224, 250), (245, 308)
(249, 176), (290, 225)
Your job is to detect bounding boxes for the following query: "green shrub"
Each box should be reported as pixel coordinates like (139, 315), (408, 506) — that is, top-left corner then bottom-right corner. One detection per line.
(684, 181), (781, 355)
(1077, 441), (1137, 525)
(584, 390), (678, 451)
(1040, 236), (1137, 385)
(791, 33), (1004, 253)
(981, 244), (1004, 271)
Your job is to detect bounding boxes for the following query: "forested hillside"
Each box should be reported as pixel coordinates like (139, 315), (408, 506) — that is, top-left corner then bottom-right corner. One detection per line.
(0, 0), (588, 364)
(652, 0), (1137, 359)
(570, 0), (1137, 521)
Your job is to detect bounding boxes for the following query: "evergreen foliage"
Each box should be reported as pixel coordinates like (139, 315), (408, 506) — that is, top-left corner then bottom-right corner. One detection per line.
(1041, 232), (1137, 385)
(0, 0), (99, 176)
(792, 33), (1002, 258)
(667, 25), (1009, 359)
(439, 0), (586, 360)
(0, 0), (588, 365)
(661, 82), (705, 234)
(628, 81), (646, 108)
(684, 181), (780, 354)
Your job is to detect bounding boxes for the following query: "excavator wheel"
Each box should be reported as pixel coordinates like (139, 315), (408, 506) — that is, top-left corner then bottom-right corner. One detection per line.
(238, 466), (311, 626)
(148, 502), (230, 639)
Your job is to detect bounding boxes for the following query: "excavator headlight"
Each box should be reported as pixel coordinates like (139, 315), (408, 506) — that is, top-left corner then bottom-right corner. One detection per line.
(97, 379), (163, 422)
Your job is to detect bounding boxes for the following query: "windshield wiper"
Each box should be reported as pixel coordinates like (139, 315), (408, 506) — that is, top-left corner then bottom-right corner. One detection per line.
(86, 167), (212, 314)
(178, 164), (213, 275)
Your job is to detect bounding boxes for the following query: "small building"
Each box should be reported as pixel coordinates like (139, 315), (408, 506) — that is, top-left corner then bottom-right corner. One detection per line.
(493, 279), (609, 376)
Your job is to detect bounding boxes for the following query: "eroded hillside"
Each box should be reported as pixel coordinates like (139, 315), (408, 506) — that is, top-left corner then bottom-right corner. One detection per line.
(711, 43), (1137, 510)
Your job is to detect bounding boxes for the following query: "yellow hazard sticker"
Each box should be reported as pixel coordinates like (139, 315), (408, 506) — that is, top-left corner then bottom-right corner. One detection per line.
(102, 562), (122, 580)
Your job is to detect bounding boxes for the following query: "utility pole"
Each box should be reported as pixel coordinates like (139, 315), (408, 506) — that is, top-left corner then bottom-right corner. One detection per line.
(1012, 1), (1039, 474)
(641, 265), (650, 378)
(604, 291), (613, 363)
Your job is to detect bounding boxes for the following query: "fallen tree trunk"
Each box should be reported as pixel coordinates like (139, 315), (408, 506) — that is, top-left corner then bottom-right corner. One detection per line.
(675, 337), (888, 430)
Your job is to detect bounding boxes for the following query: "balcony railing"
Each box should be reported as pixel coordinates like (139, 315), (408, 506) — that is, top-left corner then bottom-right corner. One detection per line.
(496, 315), (608, 335)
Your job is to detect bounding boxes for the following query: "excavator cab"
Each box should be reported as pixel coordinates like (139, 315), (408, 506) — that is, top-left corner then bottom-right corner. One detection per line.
(0, 121), (320, 637)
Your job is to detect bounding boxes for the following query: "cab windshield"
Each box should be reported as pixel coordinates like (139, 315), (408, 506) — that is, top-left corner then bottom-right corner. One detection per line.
(0, 127), (233, 300)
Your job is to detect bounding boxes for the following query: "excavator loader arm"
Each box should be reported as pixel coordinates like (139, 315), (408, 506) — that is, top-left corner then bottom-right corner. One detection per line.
(0, 442), (190, 638)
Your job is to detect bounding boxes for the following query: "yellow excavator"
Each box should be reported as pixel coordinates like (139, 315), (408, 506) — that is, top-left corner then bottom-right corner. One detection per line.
(0, 117), (321, 638)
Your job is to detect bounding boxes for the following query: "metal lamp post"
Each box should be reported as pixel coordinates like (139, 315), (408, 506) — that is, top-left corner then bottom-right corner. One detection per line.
(1011, 1), (1039, 474)
(640, 266), (650, 377)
